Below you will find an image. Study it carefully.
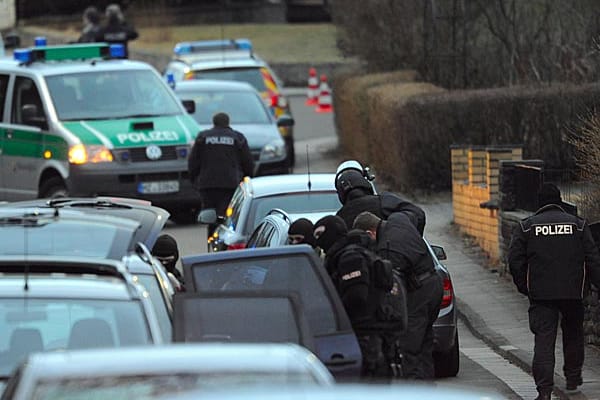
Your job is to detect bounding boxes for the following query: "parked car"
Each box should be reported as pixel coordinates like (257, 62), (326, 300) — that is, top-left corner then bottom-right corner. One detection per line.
(0, 202), (175, 341)
(164, 38), (295, 165)
(198, 173), (340, 251)
(2, 343), (333, 400)
(246, 212), (459, 378)
(173, 80), (293, 176)
(179, 245), (362, 381)
(0, 255), (164, 391)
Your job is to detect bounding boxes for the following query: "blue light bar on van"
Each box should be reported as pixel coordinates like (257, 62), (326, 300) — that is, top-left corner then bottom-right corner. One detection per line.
(173, 38), (253, 56)
(34, 36), (47, 46)
(13, 43), (120, 64)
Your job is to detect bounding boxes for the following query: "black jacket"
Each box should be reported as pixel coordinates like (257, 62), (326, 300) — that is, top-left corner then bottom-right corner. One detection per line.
(376, 212), (434, 276)
(508, 204), (600, 300)
(188, 126), (254, 190)
(337, 191), (426, 235)
(95, 20), (138, 58)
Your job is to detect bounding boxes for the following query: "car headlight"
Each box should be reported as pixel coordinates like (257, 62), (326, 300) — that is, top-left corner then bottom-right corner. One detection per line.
(68, 144), (114, 164)
(259, 141), (285, 161)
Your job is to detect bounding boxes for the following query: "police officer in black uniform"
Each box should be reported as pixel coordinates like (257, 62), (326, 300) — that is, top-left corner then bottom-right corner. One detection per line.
(188, 112), (254, 227)
(353, 211), (442, 380)
(334, 165), (426, 235)
(508, 183), (600, 400)
(95, 4), (138, 58)
(313, 215), (402, 382)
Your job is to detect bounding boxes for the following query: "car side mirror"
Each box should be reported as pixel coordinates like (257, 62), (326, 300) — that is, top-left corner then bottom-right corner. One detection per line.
(197, 208), (217, 224)
(182, 100), (195, 114)
(430, 244), (447, 261)
(277, 115), (294, 127)
(22, 104), (47, 130)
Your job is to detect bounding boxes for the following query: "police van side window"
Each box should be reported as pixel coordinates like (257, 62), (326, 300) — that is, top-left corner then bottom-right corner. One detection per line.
(0, 74), (9, 121)
(11, 77), (46, 128)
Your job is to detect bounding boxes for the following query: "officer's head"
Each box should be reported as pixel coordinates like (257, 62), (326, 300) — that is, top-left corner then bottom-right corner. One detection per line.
(313, 215), (347, 252)
(335, 169), (374, 204)
(152, 234), (179, 271)
(213, 112), (230, 128)
(106, 3), (124, 23)
(353, 211), (381, 240)
(537, 183), (562, 208)
(83, 6), (100, 25)
(288, 218), (316, 247)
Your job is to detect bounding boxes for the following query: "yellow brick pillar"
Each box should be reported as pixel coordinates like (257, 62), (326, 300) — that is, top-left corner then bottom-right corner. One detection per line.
(450, 146), (469, 184)
(468, 148), (487, 186)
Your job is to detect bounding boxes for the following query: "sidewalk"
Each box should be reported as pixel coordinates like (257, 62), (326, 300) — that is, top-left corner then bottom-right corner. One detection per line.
(420, 194), (600, 400)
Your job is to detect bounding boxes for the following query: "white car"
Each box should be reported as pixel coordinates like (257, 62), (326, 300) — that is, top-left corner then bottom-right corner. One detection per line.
(2, 343), (334, 399)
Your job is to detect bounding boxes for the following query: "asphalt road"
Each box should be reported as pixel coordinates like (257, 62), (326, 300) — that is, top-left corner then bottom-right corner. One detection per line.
(163, 92), (531, 398)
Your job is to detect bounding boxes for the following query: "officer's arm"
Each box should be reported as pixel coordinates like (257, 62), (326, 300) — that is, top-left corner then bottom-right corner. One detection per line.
(582, 223), (600, 288)
(337, 252), (370, 313)
(380, 192), (426, 235)
(507, 224), (529, 296)
(187, 139), (201, 182)
(239, 137), (254, 178)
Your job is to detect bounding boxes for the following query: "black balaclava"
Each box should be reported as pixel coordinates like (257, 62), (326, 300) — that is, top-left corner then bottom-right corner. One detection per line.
(288, 218), (316, 247)
(313, 215), (348, 252)
(538, 183), (562, 208)
(152, 234), (179, 272)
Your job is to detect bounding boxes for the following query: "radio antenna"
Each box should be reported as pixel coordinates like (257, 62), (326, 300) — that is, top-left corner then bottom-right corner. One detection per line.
(306, 144), (312, 192)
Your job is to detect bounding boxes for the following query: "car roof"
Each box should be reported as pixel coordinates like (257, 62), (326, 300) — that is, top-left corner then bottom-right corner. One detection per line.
(244, 174), (336, 198)
(183, 243), (316, 264)
(167, 384), (504, 400)
(0, 58), (154, 76)
(0, 197), (169, 249)
(22, 343), (333, 381)
(175, 55), (267, 70)
(174, 79), (257, 92)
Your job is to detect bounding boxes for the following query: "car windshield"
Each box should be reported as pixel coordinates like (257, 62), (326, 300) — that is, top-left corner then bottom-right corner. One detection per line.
(249, 192), (341, 232)
(191, 255), (337, 336)
(183, 90), (271, 125)
(46, 70), (182, 121)
(0, 220), (131, 259)
(192, 67), (268, 92)
(32, 372), (316, 400)
(0, 299), (151, 377)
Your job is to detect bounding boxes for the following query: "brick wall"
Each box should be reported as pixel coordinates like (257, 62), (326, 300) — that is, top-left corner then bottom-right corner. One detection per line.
(451, 145), (523, 265)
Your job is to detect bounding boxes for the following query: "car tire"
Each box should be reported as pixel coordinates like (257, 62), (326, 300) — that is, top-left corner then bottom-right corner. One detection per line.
(433, 332), (460, 378)
(39, 176), (68, 198)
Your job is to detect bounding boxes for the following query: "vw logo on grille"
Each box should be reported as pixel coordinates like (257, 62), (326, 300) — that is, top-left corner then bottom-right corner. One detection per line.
(146, 145), (162, 160)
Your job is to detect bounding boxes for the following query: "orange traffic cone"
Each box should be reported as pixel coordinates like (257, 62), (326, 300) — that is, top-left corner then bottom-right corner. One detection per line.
(305, 67), (319, 106)
(315, 74), (333, 113)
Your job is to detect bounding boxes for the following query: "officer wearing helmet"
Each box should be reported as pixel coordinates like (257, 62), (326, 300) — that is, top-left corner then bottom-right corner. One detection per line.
(335, 161), (426, 235)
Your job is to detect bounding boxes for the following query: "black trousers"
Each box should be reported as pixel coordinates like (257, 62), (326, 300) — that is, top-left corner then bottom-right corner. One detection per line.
(357, 333), (396, 383)
(529, 299), (584, 394)
(399, 274), (443, 379)
(198, 188), (235, 216)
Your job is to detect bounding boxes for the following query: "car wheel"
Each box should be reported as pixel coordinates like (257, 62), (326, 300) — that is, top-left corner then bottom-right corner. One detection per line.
(433, 332), (459, 378)
(39, 176), (68, 198)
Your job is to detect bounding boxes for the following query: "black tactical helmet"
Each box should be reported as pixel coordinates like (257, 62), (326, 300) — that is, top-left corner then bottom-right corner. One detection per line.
(335, 169), (375, 204)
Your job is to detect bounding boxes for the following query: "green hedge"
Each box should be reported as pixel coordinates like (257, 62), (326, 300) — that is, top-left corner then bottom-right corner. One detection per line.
(333, 73), (600, 193)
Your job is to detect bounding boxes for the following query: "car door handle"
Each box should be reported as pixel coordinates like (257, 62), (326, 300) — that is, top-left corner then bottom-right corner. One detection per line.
(325, 355), (358, 367)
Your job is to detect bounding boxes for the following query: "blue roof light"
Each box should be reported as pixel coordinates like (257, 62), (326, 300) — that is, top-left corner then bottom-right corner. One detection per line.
(34, 37), (47, 46)
(173, 38), (253, 56)
(13, 49), (32, 63)
(166, 72), (176, 89)
(109, 44), (125, 58)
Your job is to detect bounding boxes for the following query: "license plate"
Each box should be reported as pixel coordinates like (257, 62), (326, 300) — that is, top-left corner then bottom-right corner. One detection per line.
(137, 180), (179, 194)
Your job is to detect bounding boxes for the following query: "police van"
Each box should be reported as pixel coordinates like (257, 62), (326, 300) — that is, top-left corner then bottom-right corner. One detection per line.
(0, 40), (201, 220)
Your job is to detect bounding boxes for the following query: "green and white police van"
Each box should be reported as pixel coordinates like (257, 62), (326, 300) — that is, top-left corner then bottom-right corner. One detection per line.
(0, 41), (201, 220)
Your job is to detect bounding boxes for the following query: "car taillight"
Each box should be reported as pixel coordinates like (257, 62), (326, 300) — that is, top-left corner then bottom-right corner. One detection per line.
(227, 242), (246, 250)
(440, 277), (453, 308)
(270, 94), (279, 107)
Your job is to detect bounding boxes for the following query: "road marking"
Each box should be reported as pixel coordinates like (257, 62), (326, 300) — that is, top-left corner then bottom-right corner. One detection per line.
(462, 346), (559, 399)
